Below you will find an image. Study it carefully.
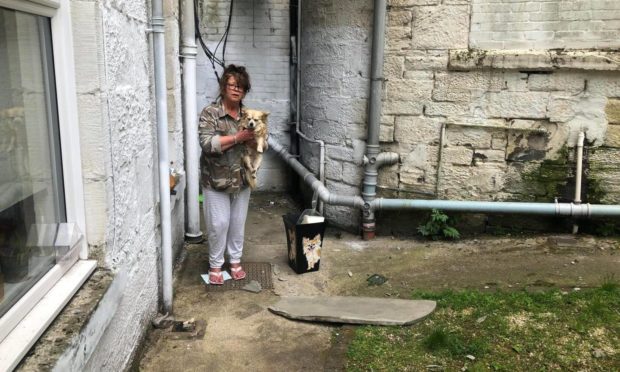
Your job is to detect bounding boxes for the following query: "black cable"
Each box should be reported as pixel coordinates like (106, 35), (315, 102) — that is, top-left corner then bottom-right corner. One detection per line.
(212, 0), (233, 68)
(194, 0), (224, 81)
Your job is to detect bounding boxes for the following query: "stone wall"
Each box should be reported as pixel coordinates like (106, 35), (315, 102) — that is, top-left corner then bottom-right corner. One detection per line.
(196, 0), (290, 191)
(301, 0), (620, 232)
(66, 0), (185, 369)
(471, 0), (620, 50)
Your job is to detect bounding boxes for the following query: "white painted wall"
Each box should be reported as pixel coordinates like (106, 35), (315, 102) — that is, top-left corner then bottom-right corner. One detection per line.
(300, 0), (373, 230)
(196, 0), (290, 191)
(65, 0), (186, 369)
(471, 0), (620, 50)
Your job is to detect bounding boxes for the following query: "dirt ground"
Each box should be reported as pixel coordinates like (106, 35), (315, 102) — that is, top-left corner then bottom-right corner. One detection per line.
(137, 193), (620, 371)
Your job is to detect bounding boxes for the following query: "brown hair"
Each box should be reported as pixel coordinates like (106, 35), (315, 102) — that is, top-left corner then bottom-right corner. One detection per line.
(218, 64), (251, 98)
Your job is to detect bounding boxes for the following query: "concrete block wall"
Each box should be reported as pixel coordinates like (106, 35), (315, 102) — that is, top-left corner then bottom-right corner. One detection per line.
(196, 0), (290, 191)
(471, 0), (620, 50)
(65, 0), (185, 370)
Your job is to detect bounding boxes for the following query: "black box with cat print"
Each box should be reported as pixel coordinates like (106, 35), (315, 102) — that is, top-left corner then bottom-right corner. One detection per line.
(282, 212), (326, 274)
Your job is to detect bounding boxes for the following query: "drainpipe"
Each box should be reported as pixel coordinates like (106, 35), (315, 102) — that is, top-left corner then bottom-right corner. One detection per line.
(294, 0), (326, 214)
(572, 132), (585, 234)
(270, 135), (620, 222)
(151, 0), (173, 313)
(362, 0), (399, 239)
(269, 138), (364, 209)
(181, 0), (203, 243)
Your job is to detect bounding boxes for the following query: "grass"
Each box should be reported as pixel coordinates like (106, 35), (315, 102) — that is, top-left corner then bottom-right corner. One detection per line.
(346, 280), (620, 371)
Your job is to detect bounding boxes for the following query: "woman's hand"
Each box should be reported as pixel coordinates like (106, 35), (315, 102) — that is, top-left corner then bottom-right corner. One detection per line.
(235, 129), (255, 143)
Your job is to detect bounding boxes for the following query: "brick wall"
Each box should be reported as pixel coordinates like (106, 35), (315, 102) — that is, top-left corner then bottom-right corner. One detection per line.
(196, 0), (290, 191)
(471, 0), (620, 49)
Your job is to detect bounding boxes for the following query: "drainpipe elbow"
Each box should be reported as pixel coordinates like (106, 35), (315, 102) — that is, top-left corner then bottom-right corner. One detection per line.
(376, 152), (399, 168)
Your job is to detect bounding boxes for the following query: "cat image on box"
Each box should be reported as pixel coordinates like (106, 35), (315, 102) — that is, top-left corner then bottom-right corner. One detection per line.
(302, 234), (321, 270)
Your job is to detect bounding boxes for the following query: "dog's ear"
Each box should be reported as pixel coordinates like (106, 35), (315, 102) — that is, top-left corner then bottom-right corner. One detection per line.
(261, 111), (270, 121)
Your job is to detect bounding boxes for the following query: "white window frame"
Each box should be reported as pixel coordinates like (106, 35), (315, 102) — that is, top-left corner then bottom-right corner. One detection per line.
(0, 0), (95, 370)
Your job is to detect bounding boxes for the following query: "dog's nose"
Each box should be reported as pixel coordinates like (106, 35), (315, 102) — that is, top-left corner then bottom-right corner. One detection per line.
(248, 119), (256, 128)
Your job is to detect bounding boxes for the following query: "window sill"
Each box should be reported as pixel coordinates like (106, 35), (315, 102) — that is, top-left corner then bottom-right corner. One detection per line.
(449, 49), (620, 72)
(0, 260), (96, 371)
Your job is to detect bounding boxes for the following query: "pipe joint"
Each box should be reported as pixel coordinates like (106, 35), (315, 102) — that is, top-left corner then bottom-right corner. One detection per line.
(181, 45), (198, 57)
(376, 152), (399, 167)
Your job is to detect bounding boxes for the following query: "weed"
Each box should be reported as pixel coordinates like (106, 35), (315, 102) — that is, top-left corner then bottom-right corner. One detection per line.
(417, 209), (460, 240)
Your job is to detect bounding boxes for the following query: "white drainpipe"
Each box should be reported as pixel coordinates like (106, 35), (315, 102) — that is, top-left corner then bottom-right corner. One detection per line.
(181, 0), (203, 243)
(151, 0), (173, 313)
(573, 131), (585, 234)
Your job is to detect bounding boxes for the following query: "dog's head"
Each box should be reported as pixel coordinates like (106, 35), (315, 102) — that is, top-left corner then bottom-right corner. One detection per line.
(240, 109), (269, 130)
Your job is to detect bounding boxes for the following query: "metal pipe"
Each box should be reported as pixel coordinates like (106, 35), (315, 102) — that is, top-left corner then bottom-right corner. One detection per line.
(372, 198), (620, 217)
(295, 0), (325, 213)
(269, 137), (364, 209)
(573, 131), (585, 234)
(151, 0), (173, 313)
(181, 0), (203, 243)
(362, 0), (393, 239)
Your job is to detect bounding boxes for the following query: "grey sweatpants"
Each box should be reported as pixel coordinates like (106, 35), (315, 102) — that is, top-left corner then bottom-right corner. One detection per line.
(202, 186), (251, 269)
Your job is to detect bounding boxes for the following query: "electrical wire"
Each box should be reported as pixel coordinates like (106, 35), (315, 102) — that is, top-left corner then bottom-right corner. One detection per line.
(194, 0), (234, 81)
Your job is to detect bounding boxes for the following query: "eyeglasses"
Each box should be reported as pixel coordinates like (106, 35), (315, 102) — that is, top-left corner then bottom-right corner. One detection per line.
(226, 83), (245, 92)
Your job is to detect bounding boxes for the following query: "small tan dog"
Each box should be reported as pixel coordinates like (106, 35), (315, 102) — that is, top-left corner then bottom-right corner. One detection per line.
(239, 108), (269, 189)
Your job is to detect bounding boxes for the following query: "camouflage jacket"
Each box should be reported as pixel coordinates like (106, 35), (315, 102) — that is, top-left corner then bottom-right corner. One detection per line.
(199, 102), (246, 193)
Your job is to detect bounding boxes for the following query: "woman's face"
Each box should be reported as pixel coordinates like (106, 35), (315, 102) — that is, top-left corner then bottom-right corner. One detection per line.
(222, 76), (245, 104)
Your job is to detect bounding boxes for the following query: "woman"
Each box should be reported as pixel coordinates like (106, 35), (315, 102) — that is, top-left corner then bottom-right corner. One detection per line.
(199, 65), (255, 285)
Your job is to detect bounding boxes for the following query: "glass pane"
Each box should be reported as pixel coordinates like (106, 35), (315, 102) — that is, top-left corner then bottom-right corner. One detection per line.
(0, 8), (65, 318)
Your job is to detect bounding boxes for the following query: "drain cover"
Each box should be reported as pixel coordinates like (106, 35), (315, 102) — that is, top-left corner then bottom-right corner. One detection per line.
(205, 262), (273, 292)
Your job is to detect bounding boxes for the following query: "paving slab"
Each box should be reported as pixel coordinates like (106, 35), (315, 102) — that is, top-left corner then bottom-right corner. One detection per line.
(268, 296), (436, 326)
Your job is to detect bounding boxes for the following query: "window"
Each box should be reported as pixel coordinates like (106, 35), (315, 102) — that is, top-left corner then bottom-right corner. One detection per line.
(0, 1), (94, 369)
(0, 6), (66, 319)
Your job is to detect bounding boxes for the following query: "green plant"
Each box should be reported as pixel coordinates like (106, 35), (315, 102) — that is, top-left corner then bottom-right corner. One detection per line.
(417, 209), (460, 240)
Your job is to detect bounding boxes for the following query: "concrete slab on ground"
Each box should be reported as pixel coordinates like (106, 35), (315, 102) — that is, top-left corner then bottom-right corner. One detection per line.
(269, 296), (436, 325)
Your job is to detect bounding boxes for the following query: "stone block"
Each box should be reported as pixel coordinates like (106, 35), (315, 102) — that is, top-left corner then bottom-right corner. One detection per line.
(404, 50), (449, 70)
(384, 55), (404, 80)
(503, 72), (529, 92)
(473, 149), (506, 163)
(342, 162), (364, 186)
(506, 131), (550, 162)
(386, 79), (433, 102)
(386, 26), (412, 52)
(484, 92), (549, 119)
(377, 163), (399, 189)
(425, 101), (470, 118)
(606, 98), (620, 124)
(394, 116), (443, 145)
(72, 1), (102, 94)
(528, 72), (586, 93)
(491, 133), (508, 150)
(389, 0), (441, 6)
(446, 126), (493, 148)
(548, 94), (577, 123)
(441, 164), (507, 200)
(604, 124), (620, 148)
(443, 146), (473, 165)
(388, 10), (412, 27)
(411, 5), (469, 49)
(326, 160), (343, 181)
(585, 73), (620, 96)
(403, 71), (434, 80)
(380, 124), (395, 142)
(433, 71), (503, 102)
(383, 99), (424, 115)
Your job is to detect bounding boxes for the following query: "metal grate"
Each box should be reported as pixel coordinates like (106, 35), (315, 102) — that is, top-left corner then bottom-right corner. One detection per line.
(205, 262), (273, 292)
